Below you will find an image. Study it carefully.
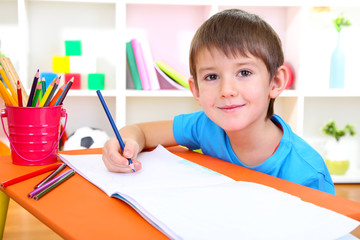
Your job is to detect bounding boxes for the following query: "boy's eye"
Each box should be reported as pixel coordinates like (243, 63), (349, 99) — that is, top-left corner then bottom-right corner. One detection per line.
(205, 74), (219, 81)
(238, 70), (251, 77)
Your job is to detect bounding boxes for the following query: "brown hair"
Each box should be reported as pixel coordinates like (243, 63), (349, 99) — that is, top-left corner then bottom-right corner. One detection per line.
(189, 9), (284, 118)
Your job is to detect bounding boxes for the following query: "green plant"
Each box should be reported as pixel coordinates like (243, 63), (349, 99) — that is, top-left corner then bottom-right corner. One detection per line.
(333, 13), (351, 33)
(322, 120), (356, 142)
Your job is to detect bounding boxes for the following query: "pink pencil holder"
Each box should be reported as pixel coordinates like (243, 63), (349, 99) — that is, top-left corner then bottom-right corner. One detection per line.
(1, 106), (67, 166)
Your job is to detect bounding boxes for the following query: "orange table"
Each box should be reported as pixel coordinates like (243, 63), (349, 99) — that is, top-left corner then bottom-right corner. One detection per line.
(1, 147), (360, 239)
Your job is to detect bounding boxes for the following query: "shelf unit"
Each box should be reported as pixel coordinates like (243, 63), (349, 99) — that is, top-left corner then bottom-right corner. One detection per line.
(1, 0), (360, 182)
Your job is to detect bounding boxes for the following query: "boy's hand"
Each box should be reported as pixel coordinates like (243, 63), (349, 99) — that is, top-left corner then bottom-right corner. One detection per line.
(102, 137), (142, 173)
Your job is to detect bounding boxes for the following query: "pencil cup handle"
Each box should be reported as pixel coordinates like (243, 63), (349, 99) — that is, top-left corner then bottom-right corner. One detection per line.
(0, 108), (68, 163)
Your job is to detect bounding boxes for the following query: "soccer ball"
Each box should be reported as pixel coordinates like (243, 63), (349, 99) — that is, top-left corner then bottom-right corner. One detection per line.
(63, 127), (110, 150)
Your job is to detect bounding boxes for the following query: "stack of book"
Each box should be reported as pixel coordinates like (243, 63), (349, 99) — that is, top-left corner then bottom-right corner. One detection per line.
(126, 39), (189, 91)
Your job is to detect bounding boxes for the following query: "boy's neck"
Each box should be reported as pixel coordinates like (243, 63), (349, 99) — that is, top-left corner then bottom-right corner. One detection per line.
(227, 118), (283, 167)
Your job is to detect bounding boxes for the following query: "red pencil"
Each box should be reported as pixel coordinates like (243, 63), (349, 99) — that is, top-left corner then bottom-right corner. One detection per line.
(17, 80), (22, 107)
(0, 163), (63, 188)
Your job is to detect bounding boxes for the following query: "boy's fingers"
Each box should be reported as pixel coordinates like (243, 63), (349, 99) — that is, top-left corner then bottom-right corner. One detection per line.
(123, 140), (139, 159)
(102, 138), (142, 172)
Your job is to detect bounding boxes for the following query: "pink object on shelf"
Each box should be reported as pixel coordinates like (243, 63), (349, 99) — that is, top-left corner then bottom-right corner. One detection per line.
(131, 39), (151, 90)
(65, 73), (81, 89)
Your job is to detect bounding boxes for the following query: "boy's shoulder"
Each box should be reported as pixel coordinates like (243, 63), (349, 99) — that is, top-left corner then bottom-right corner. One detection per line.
(272, 115), (331, 177)
(272, 115), (323, 162)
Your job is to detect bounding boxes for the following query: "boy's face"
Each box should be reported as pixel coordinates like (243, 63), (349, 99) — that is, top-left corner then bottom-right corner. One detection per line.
(189, 47), (279, 133)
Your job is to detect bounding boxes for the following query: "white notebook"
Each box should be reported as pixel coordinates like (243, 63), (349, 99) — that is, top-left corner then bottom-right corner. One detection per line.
(59, 145), (359, 240)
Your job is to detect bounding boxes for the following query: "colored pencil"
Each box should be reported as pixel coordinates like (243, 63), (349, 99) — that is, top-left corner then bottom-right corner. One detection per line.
(0, 79), (17, 106)
(43, 76), (60, 107)
(31, 82), (42, 107)
(55, 77), (73, 106)
(48, 81), (67, 106)
(0, 163), (63, 188)
(0, 80), (13, 106)
(0, 66), (17, 104)
(17, 80), (22, 107)
(28, 165), (68, 198)
(96, 90), (135, 172)
(41, 77), (46, 97)
(38, 77), (56, 107)
(27, 69), (40, 107)
(33, 163), (66, 189)
(33, 170), (75, 200)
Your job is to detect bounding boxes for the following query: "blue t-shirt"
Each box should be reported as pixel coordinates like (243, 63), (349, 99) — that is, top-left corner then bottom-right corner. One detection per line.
(173, 111), (335, 194)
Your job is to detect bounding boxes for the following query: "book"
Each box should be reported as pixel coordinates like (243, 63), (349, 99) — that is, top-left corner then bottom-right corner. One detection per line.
(140, 39), (160, 90)
(155, 61), (189, 89)
(131, 39), (151, 90)
(154, 64), (187, 90)
(126, 41), (142, 90)
(130, 38), (160, 91)
(59, 145), (359, 240)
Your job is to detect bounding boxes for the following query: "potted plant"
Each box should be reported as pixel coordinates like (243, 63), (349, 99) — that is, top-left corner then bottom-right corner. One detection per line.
(322, 120), (356, 175)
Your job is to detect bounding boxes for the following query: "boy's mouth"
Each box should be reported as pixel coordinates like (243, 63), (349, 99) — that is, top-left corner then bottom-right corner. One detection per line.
(218, 104), (245, 112)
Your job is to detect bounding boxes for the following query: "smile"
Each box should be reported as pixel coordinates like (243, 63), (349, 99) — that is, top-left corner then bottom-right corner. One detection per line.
(218, 104), (245, 112)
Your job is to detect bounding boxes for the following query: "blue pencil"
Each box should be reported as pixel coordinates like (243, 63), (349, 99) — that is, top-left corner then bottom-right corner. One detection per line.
(96, 90), (135, 172)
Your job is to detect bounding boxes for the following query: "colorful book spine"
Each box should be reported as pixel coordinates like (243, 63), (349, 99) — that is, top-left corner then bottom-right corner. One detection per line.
(140, 39), (160, 90)
(155, 61), (189, 89)
(126, 41), (142, 90)
(131, 39), (151, 91)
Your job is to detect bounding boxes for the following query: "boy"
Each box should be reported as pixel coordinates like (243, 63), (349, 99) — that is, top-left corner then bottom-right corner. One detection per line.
(102, 9), (335, 194)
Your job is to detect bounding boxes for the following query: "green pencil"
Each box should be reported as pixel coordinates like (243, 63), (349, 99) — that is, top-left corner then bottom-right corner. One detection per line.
(33, 170), (74, 200)
(31, 82), (42, 107)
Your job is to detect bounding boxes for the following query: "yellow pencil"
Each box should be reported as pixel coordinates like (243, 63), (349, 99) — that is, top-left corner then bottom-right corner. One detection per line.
(38, 77), (56, 107)
(0, 80), (17, 106)
(0, 66), (17, 104)
(0, 84), (11, 106)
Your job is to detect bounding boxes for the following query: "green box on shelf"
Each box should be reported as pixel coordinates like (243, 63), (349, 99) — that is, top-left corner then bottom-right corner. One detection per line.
(65, 40), (82, 56)
(88, 73), (105, 90)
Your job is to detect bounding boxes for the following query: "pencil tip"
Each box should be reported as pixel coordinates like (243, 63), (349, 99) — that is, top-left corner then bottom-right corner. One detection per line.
(129, 163), (135, 172)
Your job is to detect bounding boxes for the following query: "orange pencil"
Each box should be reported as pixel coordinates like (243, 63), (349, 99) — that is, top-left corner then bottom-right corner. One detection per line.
(0, 81), (12, 106)
(17, 80), (22, 107)
(49, 77), (72, 106)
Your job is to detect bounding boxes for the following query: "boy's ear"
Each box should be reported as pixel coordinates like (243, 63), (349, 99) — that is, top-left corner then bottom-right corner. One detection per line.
(189, 77), (200, 103)
(269, 65), (288, 99)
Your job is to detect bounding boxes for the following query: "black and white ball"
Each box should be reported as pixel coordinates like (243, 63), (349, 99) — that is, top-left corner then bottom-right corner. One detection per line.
(63, 127), (110, 150)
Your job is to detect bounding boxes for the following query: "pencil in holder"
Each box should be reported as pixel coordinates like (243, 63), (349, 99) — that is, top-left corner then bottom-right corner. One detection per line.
(0, 105), (67, 166)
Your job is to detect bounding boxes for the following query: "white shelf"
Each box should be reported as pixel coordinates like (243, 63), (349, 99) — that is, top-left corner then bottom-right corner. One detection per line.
(67, 90), (117, 97)
(125, 89), (192, 97)
(332, 169), (360, 184)
(303, 89), (360, 98)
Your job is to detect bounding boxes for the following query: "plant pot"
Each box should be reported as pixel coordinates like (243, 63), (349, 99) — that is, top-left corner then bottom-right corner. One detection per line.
(323, 138), (350, 175)
(324, 159), (350, 175)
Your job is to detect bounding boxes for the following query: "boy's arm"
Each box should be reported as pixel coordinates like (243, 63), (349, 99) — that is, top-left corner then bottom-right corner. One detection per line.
(102, 120), (176, 173)
(120, 120), (177, 151)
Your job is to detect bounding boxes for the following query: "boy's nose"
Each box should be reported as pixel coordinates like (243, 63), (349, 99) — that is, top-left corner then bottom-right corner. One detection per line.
(220, 79), (238, 98)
